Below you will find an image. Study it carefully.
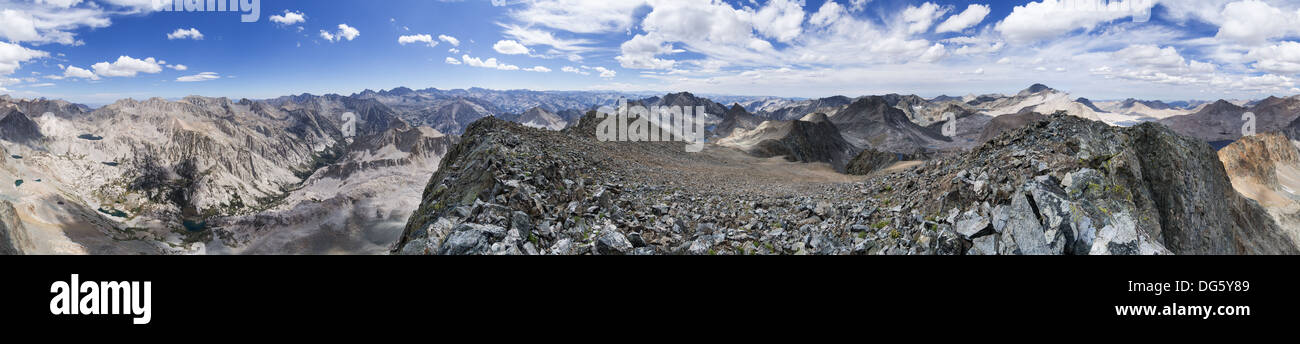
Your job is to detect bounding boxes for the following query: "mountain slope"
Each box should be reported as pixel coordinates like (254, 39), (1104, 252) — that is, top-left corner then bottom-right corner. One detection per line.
(827, 96), (951, 153)
(395, 112), (1294, 255)
(719, 113), (860, 172)
(1218, 133), (1300, 244)
(0, 94), (454, 254)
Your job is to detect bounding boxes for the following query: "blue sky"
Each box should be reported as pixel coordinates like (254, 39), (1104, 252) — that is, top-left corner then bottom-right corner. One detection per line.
(1, 0), (1299, 105)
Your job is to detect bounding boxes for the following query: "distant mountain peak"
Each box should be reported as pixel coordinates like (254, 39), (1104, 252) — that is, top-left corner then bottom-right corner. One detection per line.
(1024, 83), (1053, 94)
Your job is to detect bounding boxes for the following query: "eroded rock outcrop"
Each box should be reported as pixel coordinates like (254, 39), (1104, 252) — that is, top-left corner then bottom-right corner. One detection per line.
(396, 112), (1295, 255)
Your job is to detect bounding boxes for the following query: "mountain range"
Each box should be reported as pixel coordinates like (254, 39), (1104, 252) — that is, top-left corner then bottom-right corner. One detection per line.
(3, 83), (1299, 255)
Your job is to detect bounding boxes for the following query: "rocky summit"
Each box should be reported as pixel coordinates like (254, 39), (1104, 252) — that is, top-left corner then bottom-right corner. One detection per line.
(394, 112), (1298, 255)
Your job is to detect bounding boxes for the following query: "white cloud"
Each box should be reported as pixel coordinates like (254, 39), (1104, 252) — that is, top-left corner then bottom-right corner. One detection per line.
(562, 66), (590, 75)
(61, 65), (94, 80)
(36, 0), (82, 8)
(935, 4), (991, 33)
(848, 0), (871, 13)
(918, 43), (948, 63)
(1216, 0), (1300, 45)
(168, 64), (188, 71)
(0, 41), (48, 76)
(90, 56), (162, 78)
(589, 66), (617, 78)
(438, 35), (460, 47)
(595, 64), (618, 76)
(616, 33), (677, 69)
(448, 48), (460, 54)
(269, 10), (306, 25)
(902, 2), (947, 34)
(176, 72), (220, 82)
(0, 9), (41, 42)
(461, 54), (520, 71)
(1249, 41), (1300, 74)
(751, 0), (804, 43)
(321, 24), (360, 42)
(523, 66), (551, 72)
(1114, 45), (1188, 70)
(166, 28), (203, 40)
(444, 57), (461, 65)
(500, 24), (597, 54)
(508, 0), (647, 34)
(996, 0), (1156, 43)
(0, 3), (118, 45)
(398, 34), (437, 47)
(493, 40), (530, 55)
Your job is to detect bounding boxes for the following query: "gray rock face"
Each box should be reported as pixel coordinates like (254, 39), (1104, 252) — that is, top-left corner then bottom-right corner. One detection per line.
(1001, 193), (1051, 255)
(828, 96), (951, 154)
(595, 227), (633, 255)
(845, 148), (899, 175)
(954, 209), (992, 239)
(0, 109), (43, 146)
(437, 223), (506, 255)
(747, 114), (861, 172)
(396, 111), (1296, 255)
(1127, 123), (1297, 254)
(0, 201), (31, 255)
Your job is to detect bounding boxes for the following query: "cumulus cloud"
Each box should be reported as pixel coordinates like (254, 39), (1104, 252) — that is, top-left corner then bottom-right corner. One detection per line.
(460, 54), (520, 71)
(902, 2), (948, 34)
(62, 65), (95, 80)
(321, 24), (360, 42)
(593, 66), (616, 78)
(935, 4), (990, 33)
(522, 66), (551, 72)
(166, 28), (203, 40)
(0, 9), (42, 42)
(1249, 41), (1300, 74)
(1215, 0), (1300, 45)
(996, 0), (1156, 43)
(1113, 44), (1216, 73)
(0, 41), (48, 76)
(444, 57), (461, 65)
(398, 34), (437, 47)
(269, 10), (306, 25)
(493, 40), (530, 55)
(176, 72), (220, 82)
(751, 0), (804, 43)
(91, 56), (162, 78)
(438, 35), (460, 46)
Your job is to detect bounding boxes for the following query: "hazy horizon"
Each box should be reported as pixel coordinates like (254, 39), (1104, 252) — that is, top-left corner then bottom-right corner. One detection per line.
(1, 0), (1298, 105)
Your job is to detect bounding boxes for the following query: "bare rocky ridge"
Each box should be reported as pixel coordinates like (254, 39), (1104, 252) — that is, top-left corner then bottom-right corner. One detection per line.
(395, 112), (1297, 255)
(1218, 133), (1300, 244)
(0, 94), (454, 254)
(828, 96), (951, 153)
(0, 108), (44, 146)
(713, 104), (763, 138)
(739, 113), (859, 172)
(0, 200), (31, 255)
(1161, 96), (1300, 142)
